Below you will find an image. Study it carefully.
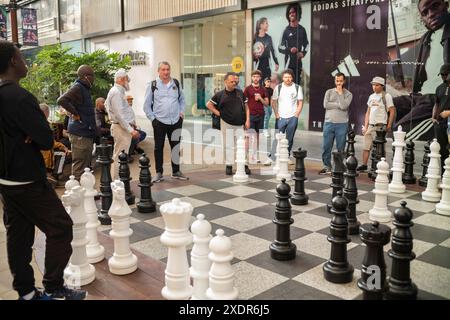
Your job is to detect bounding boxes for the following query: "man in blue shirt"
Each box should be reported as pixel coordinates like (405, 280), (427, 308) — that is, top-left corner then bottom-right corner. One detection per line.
(143, 61), (188, 183)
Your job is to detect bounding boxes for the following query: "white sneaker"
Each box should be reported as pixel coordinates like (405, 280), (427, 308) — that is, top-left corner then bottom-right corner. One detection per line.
(263, 158), (273, 166)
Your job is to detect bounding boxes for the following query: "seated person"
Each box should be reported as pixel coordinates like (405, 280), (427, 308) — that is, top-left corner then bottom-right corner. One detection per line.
(95, 97), (113, 144)
(126, 95), (146, 155)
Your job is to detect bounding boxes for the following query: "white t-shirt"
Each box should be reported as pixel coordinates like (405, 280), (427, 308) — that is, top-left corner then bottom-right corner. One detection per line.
(272, 83), (303, 118)
(367, 92), (394, 125)
(422, 28), (444, 94)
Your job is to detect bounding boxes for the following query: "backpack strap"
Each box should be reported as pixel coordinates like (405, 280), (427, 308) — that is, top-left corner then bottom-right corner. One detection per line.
(173, 78), (181, 100)
(277, 84), (282, 97)
(151, 78), (181, 112)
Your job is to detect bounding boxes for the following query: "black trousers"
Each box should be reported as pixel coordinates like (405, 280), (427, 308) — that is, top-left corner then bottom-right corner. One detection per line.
(152, 118), (183, 174)
(0, 180), (73, 296)
(434, 122), (449, 171)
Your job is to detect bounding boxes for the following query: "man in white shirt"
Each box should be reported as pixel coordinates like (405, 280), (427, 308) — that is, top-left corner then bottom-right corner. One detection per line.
(357, 76), (396, 172)
(270, 69), (303, 161)
(105, 69), (140, 179)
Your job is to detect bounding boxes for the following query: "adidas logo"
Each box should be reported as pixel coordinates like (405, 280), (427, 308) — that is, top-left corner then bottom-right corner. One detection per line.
(331, 55), (360, 78)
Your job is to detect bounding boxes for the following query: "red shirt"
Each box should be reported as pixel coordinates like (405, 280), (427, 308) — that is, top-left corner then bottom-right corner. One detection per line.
(244, 84), (267, 116)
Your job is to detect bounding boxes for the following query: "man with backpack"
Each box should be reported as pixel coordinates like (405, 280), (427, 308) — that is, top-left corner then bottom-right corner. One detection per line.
(207, 72), (250, 176)
(357, 76), (396, 172)
(0, 40), (85, 300)
(143, 61), (188, 183)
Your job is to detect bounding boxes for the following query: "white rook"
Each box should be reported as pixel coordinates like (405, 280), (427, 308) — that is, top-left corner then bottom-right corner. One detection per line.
(369, 158), (392, 223)
(389, 126), (406, 194)
(233, 136), (248, 183)
(422, 139), (442, 202)
(108, 180), (138, 275)
(206, 229), (238, 300)
(276, 137), (292, 181)
(80, 168), (105, 264)
(436, 157), (450, 216)
(62, 186), (95, 287)
(160, 198), (193, 300)
(190, 214), (212, 300)
(273, 132), (286, 175)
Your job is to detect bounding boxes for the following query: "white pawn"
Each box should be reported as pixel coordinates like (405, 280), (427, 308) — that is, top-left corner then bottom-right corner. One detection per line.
(80, 168), (105, 264)
(436, 157), (450, 216)
(389, 126), (406, 194)
(190, 214), (212, 300)
(422, 139), (442, 202)
(276, 137), (292, 181)
(273, 132), (286, 175)
(206, 229), (238, 300)
(63, 175), (80, 213)
(61, 186), (95, 287)
(233, 136), (248, 183)
(160, 198), (193, 300)
(108, 180), (138, 275)
(369, 158), (392, 222)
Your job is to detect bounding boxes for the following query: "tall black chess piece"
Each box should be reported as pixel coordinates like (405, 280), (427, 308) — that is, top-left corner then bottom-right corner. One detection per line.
(119, 150), (135, 205)
(345, 129), (355, 158)
(328, 151), (345, 213)
(323, 191), (354, 283)
(343, 153), (360, 235)
(291, 148), (308, 205)
(385, 201), (418, 300)
(137, 154), (156, 213)
(369, 129), (387, 181)
(270, 179), (296, 261)
(419, 140), (431, 187)
(358, 221), (391, 300)
(97, 137), (113, 225)
(403, 140), (417, 184)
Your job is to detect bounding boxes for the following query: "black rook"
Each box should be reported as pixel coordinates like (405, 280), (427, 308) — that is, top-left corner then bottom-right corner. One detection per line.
(97, 137), (113, 225)
(118, 150), (135, 205)
(136, 154), (156, 213)
(291, 148), (308, 205)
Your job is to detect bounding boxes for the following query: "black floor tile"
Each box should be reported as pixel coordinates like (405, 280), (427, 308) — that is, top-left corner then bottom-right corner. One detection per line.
(193, 204), (239, 220)
(245, 191), (277, 203)
(129, 222), (164, 243)
(251, 280), (340, 300)
(411, 224), (450, 244)
(196, 180), (235, 190)
(246, 224), (311, 242)
(308, 192), (333, 204)
(189, 191), (236, 203)
(416, 245), (450, 269)
(246, 180), (279, 191)
(245, 205), (277, 220)
(151, 190), (183, 203)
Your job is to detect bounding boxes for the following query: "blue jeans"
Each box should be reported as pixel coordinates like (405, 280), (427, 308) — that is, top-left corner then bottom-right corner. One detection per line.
(263, 106), (272, 130)
(270, 117), (298, 159)
(321, 122), (348, 168)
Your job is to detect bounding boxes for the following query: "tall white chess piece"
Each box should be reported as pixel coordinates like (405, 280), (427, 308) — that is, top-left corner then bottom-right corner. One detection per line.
(436, 157), (450, 216)
(276, 137), (292, 181)
(422, 139), (442, 202)
(389, 126), (406, 194)
(234, 136), (249, 183)
(369, 158), (392, 223)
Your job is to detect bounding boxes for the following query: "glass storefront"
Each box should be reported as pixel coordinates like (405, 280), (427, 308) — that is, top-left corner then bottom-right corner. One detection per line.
(180, 12), (246, 119)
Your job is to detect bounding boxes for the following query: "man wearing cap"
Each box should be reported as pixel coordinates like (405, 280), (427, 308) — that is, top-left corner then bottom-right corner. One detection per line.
(357, 76), (396, 172)
(432, 69), (450, 169)
(105, 69), (140, 179)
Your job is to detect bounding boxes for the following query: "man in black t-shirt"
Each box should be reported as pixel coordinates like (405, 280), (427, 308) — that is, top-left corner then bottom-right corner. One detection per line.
(432, 71), (450, 170)
(207, 72), (250, 176)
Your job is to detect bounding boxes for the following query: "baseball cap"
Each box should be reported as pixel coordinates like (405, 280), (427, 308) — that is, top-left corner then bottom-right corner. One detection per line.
(370, 76), (385, 86)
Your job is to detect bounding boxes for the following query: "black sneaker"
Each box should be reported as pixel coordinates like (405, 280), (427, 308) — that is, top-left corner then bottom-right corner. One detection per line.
(357, 164), (368, 172)
(171, 171), (189, 180)
(135, 147), (145, 155)
(44, 286), (87, 300)
(225, 165), (233, 175)
(245, 165), (251, 175)
(318, 167), (331, 175)
(18, 288), (52, 300)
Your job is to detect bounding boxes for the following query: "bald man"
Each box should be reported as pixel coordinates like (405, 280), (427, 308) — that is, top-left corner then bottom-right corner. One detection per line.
(57, 65), (97, 180)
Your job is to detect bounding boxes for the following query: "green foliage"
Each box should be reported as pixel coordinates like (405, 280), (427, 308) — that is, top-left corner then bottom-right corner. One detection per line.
(21, 44), (131, 105)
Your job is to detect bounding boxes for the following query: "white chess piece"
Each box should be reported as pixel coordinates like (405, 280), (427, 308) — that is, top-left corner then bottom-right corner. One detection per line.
(389, 126), (406, 194)
(63, 175), (80, 213)
(62, 186), (95, 287)
(233, 136), (248, 183)
(108, 180), (138, 275)
(206, 229), (238, 300)
(369, 158), (392, 222)
(422, 139), (442, 202)
(273, 132), (286, 175)
(276, 137), (292, 181)
(436, 156), (450, 216)
(80, 168), (105, 264)
(160, 198), (193, 300)
(190, 214), (212, 300)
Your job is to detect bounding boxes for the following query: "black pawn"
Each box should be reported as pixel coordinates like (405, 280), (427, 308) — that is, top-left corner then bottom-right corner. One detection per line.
(97, 137), (113, 225)
(323, 190), (354, 283)
(118, 150), (135, 205)
(291, 148), (308, 205)
(357, 221), (391, 300)
(369, 129), (387, 181)
(327, 151), (345, 213)
(403, 140), (417, 184)
(345, 129), (355, 158)
(419, 140), (431, 187)
(385, 201), (418, 300)
(136, 154), (156, 213)
(343, 153), (360, 235)
(270, 179), (296, 261)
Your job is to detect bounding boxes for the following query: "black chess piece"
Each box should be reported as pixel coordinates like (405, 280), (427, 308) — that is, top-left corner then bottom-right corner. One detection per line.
(136, 154), (156, 213)
(97, 137), (113, 225)
(357, 221), (391, 300)
(369, 129), (387, 181)
(419, 140), (431, 187)
(343, 153), (360, 235)
(327, 151), (345, 213)
(389, 145), (395, 181)
(323, 191), (354, 283)
(385, 201), (418, 300)
(291, 148), (308, 205)
(118, 150), (135, 205)
(345, 129), (355, 158)
(270, 179), (296, 261)
(403, 140), (417, 184)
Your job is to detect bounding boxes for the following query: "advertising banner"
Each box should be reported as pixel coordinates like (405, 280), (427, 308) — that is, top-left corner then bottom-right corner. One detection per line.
(21, 8), (38, 46)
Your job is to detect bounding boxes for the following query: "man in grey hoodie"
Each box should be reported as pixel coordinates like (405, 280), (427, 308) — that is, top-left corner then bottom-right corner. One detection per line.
(319, 73), (353, 174)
